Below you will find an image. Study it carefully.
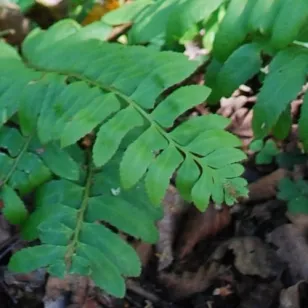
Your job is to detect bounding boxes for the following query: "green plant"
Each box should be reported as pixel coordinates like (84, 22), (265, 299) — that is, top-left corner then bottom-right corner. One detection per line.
(102, 0), (227, 48)
(278, 178), (308, 214)
(0, 125), (80, 224)
(249, 139), (279, 164)
(204, 0), (308, 142)
(104, 0), (308, 145)
(0, 19), (248, 296)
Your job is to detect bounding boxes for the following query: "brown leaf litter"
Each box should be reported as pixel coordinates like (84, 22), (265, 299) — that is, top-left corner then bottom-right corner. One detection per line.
(279, 280), (308, 308)
(268, 224), (308, 282)
(156, 185), (189, 271)
(242, 168), (290, 203)
(238, 281), (282, 308)
(159, 236), (283, 300)
(178, 204), (231, 259)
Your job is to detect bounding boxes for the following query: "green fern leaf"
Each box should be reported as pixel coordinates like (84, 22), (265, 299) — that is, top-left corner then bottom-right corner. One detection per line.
(120, 126), (168, 189)
(104, 0), (223, 47)
(297, 18), (308, 42)
(0, 42), (20, 60)
(272, 106), (292, 140)
(9, 152), (162, 297)
(0, 126), (51, 195)
(0, 124), (80, 225)
(213, 0), (254, 62)
(299, 92), (308, 150)
(270, 0), (308, 50)
(9, 245), (67, 273)
(93, 106), (144, 166)
(191, 170), (213, 211)
(186, 129), (242, 156)
(152, 86), (211, 127)
(165, 0), (224, 46)
(0, 20), (248, 208)
(1, 185), (27, 225)
(208, 43), (262, 103)
(0, 125), (80, 199)
(202, 6), (224, 52)
(145, 144), (183, 205)
(175, 154), (200, 201)
(0, 61), (39, 127)
(248, 0), (281, 35)
(120, 0), (179, 45)
(253, 46), (308, 138)
(170, 114), (230, 144)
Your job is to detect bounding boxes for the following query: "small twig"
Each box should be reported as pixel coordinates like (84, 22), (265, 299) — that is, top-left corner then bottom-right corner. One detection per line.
(0, 29), (16, 37)
(126, 279), (161, 303)
(0, 234), (21, 261)
(107, 23), (132, 42)
(0, 280), (18, 304)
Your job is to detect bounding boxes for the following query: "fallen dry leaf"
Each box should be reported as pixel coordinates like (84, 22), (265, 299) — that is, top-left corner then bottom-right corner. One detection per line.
(0, 2), (30, 45)
(213, 284), (233, 297)
(178, 204), (231, 259)
(45, 276), (96, 307)
(229, 109), (254, 140)
(268, 224), (308, 282)
(156, 186), (189, 270)
(133, 241), (153, 268)
(45, 275), (115, 308)
(242, 168), (289, 203)
(45, 276), (70, 300)
(286, 212), (308, 233)
(239, 281), (282, 308)
(279, 281), (308, 308)
(227, 237), (283, 278)
(126, 279), (160, 303)
(159, 261), (222, 300)
(44, 296), (66, 308)
(159, 235), (281, 300)
(218, 96), (249, 118)
(0, 214), (11, 246)
(82, 0), (119, 25)
(4, 268), (46, 290)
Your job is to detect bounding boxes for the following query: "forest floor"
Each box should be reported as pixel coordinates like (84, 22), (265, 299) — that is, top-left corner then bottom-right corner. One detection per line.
(1, 2), (308, 308)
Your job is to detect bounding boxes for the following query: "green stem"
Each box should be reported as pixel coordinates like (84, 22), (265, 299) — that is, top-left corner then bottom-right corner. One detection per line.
(64, 152), (93, 269)
(0, 136), (32, 188)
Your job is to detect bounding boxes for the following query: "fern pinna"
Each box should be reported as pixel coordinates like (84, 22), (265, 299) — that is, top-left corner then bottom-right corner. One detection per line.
(107, 0), (308, 145)
(0, 20), (247, 296)
(203, 0), (308, 142)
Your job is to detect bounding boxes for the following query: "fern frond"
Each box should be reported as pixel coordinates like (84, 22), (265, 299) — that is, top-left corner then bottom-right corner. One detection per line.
(207, 43), (262, 103)
(9, 152), (162, 297)
(212, 0), (254, 62)
(0, 125), (80, 223)
(253, 46), (308, 138)
(103, 0), (224, 46)
(0, 20), (249, 208)
(207, 0), (308, 138)
(270, 0), (308, 50)
(248, 0), (281, 36)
